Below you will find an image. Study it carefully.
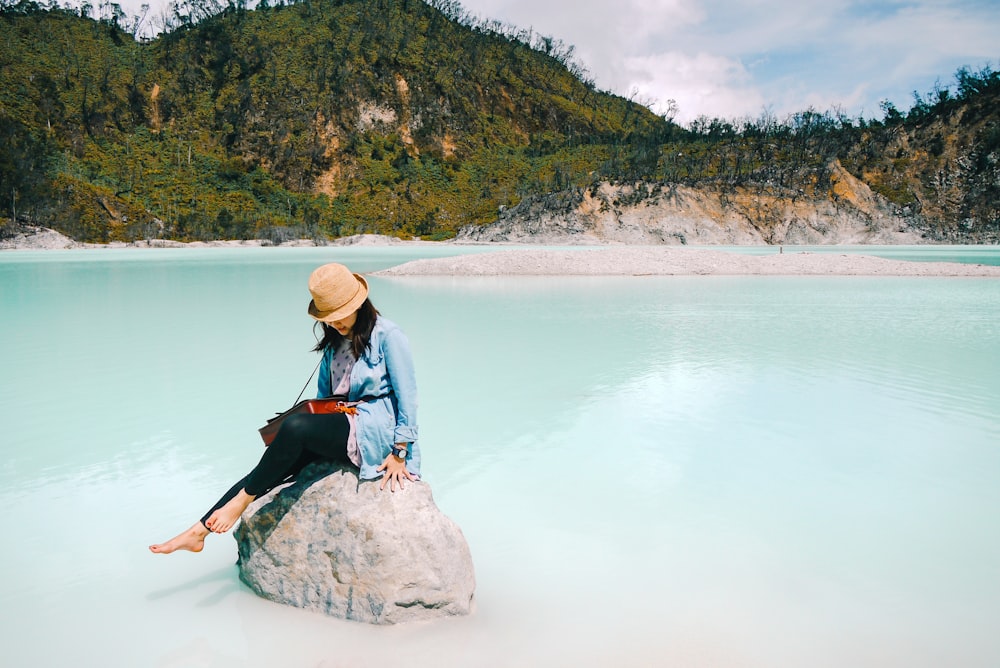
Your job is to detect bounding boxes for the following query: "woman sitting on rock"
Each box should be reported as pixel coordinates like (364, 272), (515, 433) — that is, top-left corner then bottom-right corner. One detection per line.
(150, 263), (420, 554)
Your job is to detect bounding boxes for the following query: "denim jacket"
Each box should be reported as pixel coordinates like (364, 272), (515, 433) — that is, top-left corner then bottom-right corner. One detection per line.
(317, 316), (420, 480)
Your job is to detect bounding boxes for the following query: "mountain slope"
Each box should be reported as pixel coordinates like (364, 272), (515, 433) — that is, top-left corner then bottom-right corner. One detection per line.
(0, 2), (996, 244)
(1, 0), (665, 242)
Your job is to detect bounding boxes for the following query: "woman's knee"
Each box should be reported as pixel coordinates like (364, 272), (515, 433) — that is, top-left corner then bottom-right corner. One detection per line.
(274, 413), (314, 445)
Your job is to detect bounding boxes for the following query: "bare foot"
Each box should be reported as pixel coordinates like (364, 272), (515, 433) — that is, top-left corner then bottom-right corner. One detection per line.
(204, 489), (256, 534)
(149, 523), (209, 554)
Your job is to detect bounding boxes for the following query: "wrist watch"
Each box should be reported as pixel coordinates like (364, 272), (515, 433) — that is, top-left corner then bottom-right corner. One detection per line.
(392, 445), (408, 459)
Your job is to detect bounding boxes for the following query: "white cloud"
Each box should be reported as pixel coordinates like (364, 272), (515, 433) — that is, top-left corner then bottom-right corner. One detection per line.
(623, 51), (765, 122)
(843, 3), (999, 77)
(459, 0), (708, 94)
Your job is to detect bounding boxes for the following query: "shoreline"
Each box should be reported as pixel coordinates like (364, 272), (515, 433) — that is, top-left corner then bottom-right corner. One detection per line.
(0, 226), (437, 251)
(374, 246), (1000, 277)
(5, 226), (1000, 277)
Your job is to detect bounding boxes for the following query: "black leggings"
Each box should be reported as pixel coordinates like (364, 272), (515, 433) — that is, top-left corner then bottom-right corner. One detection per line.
(200, 412), (354, 526)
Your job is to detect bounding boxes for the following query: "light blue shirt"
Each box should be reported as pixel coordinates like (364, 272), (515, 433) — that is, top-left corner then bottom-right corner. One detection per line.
(317, 316), (420, 480)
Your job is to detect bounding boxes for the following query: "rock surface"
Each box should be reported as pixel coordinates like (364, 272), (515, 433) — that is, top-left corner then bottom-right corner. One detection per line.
(0, 225), (83, 250)
(454, 174), (926, 246)
(234, 462), (475, 625)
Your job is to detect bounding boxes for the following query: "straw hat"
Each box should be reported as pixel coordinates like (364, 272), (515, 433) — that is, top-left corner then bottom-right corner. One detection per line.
(307, 263), (369, 322)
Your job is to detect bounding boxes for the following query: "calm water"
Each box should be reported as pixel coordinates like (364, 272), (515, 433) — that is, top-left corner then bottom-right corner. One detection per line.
(1, 246), (999, 668)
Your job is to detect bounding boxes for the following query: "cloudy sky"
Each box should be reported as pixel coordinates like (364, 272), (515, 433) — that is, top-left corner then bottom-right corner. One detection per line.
(125, 0), (998, 125)
(457, 0), (999, 123)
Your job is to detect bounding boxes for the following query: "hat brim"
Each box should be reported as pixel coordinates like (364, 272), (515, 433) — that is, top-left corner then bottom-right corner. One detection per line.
(308, 273), (369, 322)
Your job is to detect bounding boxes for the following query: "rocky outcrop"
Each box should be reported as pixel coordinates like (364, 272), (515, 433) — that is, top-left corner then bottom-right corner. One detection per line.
(456, 165), (926, 245)
(234, 463), (475, 625)
(0, 224), (82, 250)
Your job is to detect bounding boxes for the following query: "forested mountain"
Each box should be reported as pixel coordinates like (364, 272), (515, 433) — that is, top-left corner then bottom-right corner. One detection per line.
(1, 0), (998, 244)
(466, 69), (1000, 245)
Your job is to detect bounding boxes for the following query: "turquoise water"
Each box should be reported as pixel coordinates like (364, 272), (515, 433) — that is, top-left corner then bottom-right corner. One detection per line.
(1, 247), (999, 667)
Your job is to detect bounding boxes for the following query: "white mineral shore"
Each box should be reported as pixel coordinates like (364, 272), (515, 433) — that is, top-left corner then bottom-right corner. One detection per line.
(5, 226), (999, 277)
(375, 247), (1000, 277)
(0, 226), (429, 250)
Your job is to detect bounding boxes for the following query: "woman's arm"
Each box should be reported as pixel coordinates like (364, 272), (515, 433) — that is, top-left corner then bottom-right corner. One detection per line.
(382, 327), (418, 444)
(316, 348), (332, 398)
(376, 326), (418, 491)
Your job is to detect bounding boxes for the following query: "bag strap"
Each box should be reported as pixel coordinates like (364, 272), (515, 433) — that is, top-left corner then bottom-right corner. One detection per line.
(292, 356), (324, 407)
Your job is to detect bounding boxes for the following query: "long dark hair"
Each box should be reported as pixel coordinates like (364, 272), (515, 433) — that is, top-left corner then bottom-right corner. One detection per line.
(312, 298), (379, 359)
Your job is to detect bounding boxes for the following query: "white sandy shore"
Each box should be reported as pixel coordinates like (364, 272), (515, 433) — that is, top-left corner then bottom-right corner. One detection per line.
(375, 247), (1000, 277)
(0, 226), (430, 250)
(5, 227), (999, 277)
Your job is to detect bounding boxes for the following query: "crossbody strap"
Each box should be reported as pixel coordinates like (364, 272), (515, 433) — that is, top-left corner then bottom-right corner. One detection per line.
(292, 356), (324, 407)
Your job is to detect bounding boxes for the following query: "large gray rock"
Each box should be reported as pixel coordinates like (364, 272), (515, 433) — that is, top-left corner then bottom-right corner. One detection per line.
(234, 462), (475, 625)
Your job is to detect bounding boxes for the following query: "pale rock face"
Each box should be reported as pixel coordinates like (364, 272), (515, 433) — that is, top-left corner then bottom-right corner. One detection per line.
(234, 463), (475, 625)
(355, 101), (397, 132)
(456, 168), (926, 246)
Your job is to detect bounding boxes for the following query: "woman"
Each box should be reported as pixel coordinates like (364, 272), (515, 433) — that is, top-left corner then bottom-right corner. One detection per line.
(150, 263), (420, 554)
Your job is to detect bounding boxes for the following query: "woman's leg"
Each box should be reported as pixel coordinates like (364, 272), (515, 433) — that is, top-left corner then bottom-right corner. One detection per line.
(244, 412), (353, 496)
(151, 414), (352, 553)
(203, 413), (353, 532)
(148, 523), (210, 554)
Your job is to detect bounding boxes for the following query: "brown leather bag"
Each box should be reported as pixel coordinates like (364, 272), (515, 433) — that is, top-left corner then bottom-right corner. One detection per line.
(258, 397), (356, 446)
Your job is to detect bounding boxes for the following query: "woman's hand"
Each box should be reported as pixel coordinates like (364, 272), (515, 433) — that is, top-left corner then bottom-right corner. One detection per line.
(377, 449), (415, 492)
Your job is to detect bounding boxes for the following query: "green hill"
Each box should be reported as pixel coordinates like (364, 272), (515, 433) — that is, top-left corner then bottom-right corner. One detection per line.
(0, 0), (666, 242)
(1, 0), (997, 244)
